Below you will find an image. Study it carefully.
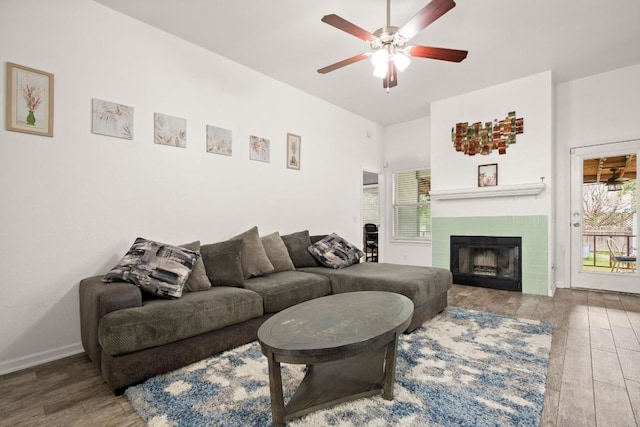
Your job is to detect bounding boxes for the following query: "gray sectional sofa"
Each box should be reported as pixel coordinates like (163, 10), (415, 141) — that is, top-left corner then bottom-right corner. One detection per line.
(79, 229), (452, 394)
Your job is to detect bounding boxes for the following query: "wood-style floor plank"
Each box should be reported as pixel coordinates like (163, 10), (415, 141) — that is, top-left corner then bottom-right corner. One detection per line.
(0, 285), (638, 426)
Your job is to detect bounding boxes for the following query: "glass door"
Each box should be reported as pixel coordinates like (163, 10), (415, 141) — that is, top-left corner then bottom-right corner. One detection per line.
(570, 140), (640, 293)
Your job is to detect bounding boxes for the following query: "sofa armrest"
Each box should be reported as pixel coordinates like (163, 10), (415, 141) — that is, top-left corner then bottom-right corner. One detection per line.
(79, 275), (142, 368)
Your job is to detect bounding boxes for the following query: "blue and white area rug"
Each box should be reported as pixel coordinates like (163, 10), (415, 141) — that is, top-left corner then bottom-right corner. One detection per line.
(126, 307), (553, 426)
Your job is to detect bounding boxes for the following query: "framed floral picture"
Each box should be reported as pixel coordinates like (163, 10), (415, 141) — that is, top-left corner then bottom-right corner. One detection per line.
(154, 113), (186, 148)
(249, 135), (270, 162)
(6, 62), (54, 137)
(91, 98), (134, 140)
(286, 133), (301, 170)
(206, 125), (232, 156)
(478, 163), (498, 187)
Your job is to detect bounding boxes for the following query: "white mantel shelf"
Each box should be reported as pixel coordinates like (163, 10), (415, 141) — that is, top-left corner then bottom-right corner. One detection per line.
(430, 183), (546, 200)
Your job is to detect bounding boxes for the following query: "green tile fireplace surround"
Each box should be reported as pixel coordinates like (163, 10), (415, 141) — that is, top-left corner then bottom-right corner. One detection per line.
(432, 215), (549, 296)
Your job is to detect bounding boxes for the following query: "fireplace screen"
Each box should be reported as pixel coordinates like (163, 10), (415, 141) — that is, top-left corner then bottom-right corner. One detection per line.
(450, 236), (522, 292)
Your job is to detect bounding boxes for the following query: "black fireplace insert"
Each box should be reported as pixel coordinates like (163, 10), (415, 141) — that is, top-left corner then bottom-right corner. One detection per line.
(450, 235), (522, 292)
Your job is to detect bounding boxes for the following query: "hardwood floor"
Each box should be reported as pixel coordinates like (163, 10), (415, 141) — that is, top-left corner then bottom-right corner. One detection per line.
(1, 285), (639, 426)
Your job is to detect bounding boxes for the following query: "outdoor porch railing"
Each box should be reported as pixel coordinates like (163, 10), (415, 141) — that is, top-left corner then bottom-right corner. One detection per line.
(583, 233), (636, 269)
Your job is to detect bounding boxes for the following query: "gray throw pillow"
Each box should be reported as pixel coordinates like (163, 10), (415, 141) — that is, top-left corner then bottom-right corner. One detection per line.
(231, 226), (274, 279)
(200, 239), (245, 287)
(308, 233), (365, 269)
(102, 237), (199, 299)
(261, 232), (295, 273)
(281, 230), (322, 268)
(180, 241), (213, 292)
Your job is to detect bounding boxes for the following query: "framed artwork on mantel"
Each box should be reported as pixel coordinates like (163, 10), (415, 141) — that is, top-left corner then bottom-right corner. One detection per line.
(478, 163), (498, 187)
(6, 62), (54, 137)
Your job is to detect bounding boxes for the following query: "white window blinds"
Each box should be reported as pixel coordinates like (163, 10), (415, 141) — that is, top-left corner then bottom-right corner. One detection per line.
(393, 168), (431, 241)
(362, 185), (379, 227)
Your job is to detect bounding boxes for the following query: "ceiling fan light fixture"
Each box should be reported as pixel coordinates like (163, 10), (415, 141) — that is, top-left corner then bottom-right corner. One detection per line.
(394, 52), (411, 71)
(371, 49), (388, 68)
(607, 182), (624, 192)
(606, 167), (625, 191)
(373, 63), (388, 78)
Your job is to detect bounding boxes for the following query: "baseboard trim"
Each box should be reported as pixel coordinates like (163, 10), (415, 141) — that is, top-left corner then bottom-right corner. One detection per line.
(0, 342), (84, 376)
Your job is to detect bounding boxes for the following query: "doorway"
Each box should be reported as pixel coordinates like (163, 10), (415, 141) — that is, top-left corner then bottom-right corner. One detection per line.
(570, 140), (640, 293)
(362, 170), (380, 262)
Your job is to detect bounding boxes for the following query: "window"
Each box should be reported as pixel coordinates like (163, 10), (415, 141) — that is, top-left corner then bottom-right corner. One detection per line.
(393, 168), (431, 241)
(362, 184), (379, 227)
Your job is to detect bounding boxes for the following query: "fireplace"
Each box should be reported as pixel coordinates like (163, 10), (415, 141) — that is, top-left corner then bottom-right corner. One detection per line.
(450, 235), (522, 292)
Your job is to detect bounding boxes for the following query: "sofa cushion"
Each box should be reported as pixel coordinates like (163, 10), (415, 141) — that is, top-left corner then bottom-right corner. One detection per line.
(102, 237), (199, 299)
(243, 271), (331, 313)
(98, 286), (264, 355)
(261, 232), (295, 273)
(310, 234), (327, 244)
(231, 226), (274, 278)
(180, 241), (212, 292)
(281, 230), (321, 268)
(200, 239), (245, 287)
(307, 233), (364, 269)
(298, 263), (452, 308)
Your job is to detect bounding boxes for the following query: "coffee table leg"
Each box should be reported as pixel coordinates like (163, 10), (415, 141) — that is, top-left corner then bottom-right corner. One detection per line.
(266, 352), (286, 427)
(382, 334), (399, 400)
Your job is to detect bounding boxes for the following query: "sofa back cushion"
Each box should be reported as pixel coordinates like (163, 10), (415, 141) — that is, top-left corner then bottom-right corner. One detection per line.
(200, 239), (245, 287)
(281, 230), (322, 268)
(231, 226), (274, 279)
(261, 232), (295, 273)
(180, 240), (213, 292)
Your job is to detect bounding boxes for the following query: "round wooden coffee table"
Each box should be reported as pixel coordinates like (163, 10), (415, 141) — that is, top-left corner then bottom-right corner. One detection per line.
(257, 291), (414, 427)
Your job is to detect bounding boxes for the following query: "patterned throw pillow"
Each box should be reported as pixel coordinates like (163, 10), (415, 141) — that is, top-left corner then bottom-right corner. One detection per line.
(102, 237), (200, 299)
(307, 233), (364, 269)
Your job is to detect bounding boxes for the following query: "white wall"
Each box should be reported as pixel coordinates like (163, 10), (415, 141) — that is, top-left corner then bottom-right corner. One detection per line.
(382, 116), (433, 265)
(430, 72), (554, 216)
(554, 64), (640, 288)
(0, 0), (383, 373)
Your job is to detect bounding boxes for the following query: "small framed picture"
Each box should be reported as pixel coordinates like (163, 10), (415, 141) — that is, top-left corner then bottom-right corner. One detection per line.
(91, 98), (134, 140)
(249, 135), (270, 162)
(6, 62), (54, 137)
(286, 133), (301, 170)
(478, 163), (498, 187)
(154, 112), (186, 148)
(206, 125), (232, 156)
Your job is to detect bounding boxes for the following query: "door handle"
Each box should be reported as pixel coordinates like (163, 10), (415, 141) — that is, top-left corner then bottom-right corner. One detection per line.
(573, 222), (580, 227)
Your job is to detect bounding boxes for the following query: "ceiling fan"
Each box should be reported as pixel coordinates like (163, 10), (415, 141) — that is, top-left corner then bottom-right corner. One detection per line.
(317, 0), (468, 90)
(606, 167), (629, 191)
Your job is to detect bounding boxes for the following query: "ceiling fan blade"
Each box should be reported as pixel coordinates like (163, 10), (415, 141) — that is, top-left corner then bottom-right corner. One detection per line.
(409, 45), (468, 62)
(321, 14), (378, 42)
(397, 0), (456, 41)
(383, 62), (398, 89)
(317, 53), (369, 74)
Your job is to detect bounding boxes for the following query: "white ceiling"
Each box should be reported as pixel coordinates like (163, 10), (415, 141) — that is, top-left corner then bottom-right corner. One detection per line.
(95, 0), (640, 126)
